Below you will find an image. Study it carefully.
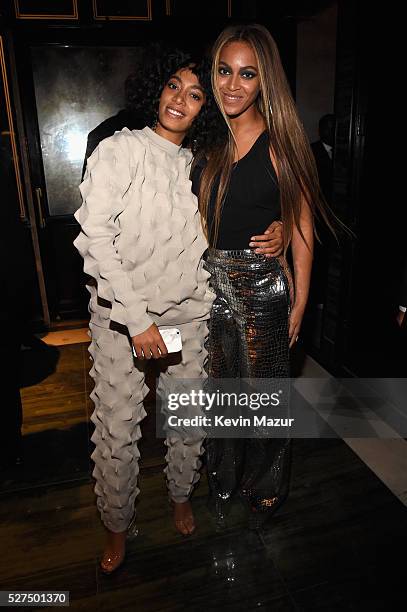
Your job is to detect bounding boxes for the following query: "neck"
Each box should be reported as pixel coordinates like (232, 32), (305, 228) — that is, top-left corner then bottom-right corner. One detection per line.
(228, 105), (265, 138)
(154, 121), (185, 146)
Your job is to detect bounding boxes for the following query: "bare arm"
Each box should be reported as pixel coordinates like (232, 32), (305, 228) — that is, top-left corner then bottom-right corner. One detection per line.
(289, 197), (314, 347)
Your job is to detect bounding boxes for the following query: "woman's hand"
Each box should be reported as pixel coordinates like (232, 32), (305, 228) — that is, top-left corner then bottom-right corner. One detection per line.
(288, 302), (306, 348)
(132, 323), (168, 359)
(249, 221), (283, 257)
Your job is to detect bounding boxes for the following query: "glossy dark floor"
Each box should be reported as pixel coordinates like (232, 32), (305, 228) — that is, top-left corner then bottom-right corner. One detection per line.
(0, 342), (406, 611)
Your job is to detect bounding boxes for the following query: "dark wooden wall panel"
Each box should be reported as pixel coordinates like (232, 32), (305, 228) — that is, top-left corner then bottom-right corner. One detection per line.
(14, 0), (78, 20)
(168, 0), (230, 18)
(92, 0), (152, 20)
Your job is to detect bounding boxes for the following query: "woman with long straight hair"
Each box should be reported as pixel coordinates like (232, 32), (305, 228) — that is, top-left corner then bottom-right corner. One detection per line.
(192, 23), (340, 529)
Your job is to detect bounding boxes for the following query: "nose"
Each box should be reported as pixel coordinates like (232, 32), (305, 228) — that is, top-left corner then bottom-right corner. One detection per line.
(228, 72), (241, 92)
(172, 89), (186, 105)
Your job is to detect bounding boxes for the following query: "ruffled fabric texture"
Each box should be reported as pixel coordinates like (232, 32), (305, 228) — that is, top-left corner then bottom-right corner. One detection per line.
(88, 319), (209, 532)
(74, 127), (214, 337)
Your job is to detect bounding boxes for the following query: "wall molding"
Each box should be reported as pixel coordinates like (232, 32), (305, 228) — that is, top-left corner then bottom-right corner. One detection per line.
(0, 35), (25, 218)
(14, 0), (79, 20)
(92, 0), (152, 21)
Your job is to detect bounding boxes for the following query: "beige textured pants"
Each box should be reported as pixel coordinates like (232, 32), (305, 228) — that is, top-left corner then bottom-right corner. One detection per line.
(88, 320), (208, 533)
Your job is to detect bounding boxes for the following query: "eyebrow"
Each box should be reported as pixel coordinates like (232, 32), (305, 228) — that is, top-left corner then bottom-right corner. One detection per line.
(168, 74), (205, 93)
(219, 61), (258, 71)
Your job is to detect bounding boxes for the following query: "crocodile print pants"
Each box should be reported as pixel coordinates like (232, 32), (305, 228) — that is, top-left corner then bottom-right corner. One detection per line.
(204, 249), (293, 522)
(88, 319), (208, 533)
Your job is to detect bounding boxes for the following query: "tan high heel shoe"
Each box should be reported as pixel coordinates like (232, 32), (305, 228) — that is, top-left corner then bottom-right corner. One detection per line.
(100, 514), (138, 575)
(171, 499), (196, 536)
(100, 534), (126, 575)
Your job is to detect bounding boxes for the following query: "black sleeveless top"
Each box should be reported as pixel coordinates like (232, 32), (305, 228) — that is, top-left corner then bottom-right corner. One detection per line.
(191, 130), (280, 249)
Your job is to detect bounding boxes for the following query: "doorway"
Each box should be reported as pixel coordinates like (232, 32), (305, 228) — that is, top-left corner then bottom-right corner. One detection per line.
(19, 43), (145, 322)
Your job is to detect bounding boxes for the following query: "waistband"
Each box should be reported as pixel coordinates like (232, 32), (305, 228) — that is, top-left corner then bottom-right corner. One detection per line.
(205, 248), (280, 265)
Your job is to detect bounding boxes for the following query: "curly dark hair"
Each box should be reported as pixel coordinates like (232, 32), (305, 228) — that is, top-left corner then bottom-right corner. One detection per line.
(125, 45), (226, 156)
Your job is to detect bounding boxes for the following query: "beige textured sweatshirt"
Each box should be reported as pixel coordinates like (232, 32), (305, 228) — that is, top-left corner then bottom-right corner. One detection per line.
(74, 126), (214, 337)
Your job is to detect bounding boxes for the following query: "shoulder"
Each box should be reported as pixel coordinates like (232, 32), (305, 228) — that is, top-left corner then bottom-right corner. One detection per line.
(87, 112), (127, 140)
(92, 127), (148, 163)
(181, 147), (193, 163)
(83, 128), (149, 183)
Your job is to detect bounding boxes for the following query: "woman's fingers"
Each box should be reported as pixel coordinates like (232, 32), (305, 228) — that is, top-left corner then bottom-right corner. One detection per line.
(135, 340), (167, 360)
(250, 238), (281, 255)
(289, 335), (298, 348)
(253, 245), (280, 255)
(133, 343), (144, 359)
(289, 323), (300, 348)
(249, 223), (284, 256)
(157, 337), (168, 357)
(288, 313), (300, 348)
(132, 324), (168, 360)
(289, 333), (298, 348)
(142, 341), (166, 359)
(249, 232), (274, 245)
(141, 342), (153, 359)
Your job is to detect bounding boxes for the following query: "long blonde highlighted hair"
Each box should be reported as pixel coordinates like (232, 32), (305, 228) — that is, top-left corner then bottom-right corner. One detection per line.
(197, 23), (339, 252)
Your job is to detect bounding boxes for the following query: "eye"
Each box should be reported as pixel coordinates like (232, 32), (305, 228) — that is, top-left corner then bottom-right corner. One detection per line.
(218, 67), (230, 75)
(167, 81), (178, 90)
(241, 71), (257, 79)
(190, 92), (202, 101)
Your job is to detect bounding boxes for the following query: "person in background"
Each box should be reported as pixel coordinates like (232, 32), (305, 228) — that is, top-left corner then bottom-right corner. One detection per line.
(80, 74), (144, 180)
(81, 42), (173, 180)
(304, 113), (336, 347)
(311, 114), (335, 202)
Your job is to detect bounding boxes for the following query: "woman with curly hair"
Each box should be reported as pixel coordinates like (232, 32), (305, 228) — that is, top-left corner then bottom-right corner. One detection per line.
(191, 24), (340, 529)
(74, 53), (216, 574)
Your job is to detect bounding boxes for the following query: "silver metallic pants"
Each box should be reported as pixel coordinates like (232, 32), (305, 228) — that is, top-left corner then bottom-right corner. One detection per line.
(88, 319), (208, 533)
(204, 249), (293, 521)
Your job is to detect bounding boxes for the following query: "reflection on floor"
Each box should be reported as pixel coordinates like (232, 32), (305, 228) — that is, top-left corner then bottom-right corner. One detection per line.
(0, 341), (406, 610)
(42, 328), (90, 346)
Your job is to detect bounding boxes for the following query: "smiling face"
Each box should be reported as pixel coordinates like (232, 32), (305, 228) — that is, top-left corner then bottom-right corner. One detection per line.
(155, 67), (205, 144)
(216, 40), (260, 118)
